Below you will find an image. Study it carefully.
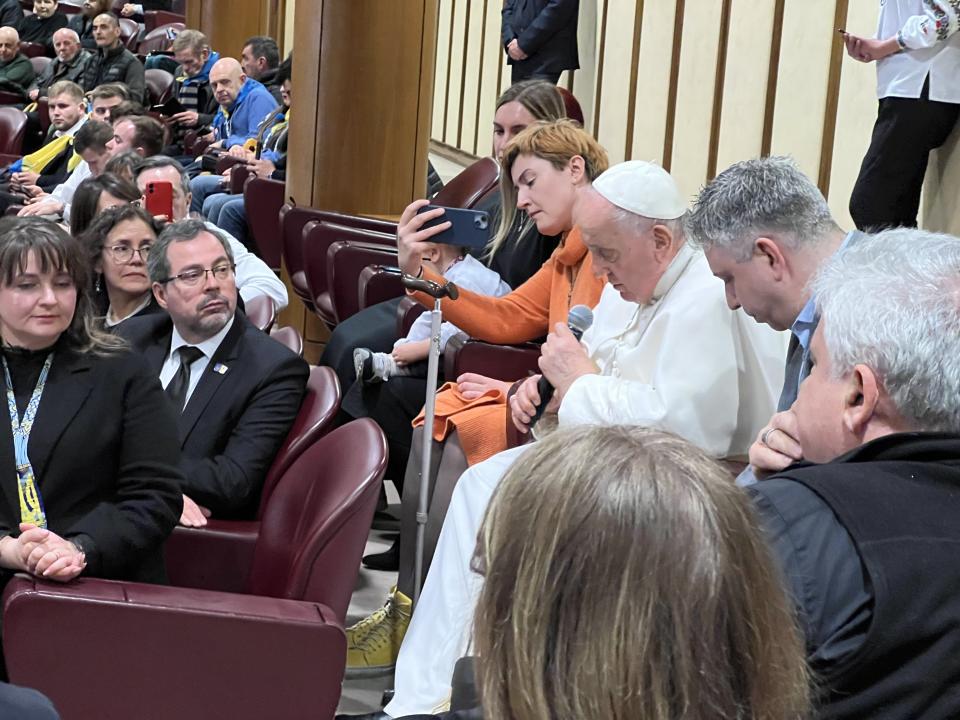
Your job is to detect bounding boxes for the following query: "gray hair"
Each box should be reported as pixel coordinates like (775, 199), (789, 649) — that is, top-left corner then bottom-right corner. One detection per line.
(148, 218), (234, 283)
(812, 228), (960, 433)
(134, 155), (191, 197)
(685, 156), (839, 261)
(171, 29), (208, 55)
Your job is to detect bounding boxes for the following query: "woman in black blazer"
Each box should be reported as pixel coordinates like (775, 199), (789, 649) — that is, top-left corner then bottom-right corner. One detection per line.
(0, 218), (182, 588)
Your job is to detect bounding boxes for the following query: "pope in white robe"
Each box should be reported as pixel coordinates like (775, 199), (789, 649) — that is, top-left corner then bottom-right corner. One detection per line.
(383, 162), (789, 718)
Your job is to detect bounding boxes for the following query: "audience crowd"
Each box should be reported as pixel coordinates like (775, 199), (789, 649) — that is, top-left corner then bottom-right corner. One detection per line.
(0, 2), (957, 720)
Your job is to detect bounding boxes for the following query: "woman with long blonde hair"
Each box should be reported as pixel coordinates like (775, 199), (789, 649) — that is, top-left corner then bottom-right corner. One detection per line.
(473, 425), (810, 720)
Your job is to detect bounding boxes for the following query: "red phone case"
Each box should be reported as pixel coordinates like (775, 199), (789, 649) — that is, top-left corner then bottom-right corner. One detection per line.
(145, 181), (174, 219)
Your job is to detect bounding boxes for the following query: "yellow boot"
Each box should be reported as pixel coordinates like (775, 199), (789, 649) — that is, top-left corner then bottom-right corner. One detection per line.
(345, 586), (412, 677)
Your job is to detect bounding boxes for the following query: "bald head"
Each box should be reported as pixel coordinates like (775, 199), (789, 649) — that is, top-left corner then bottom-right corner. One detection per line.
(92, 13), (121, 48)
(210, 57), (246, 108)
(0, 27), (20, 63)
(52, 28), (82, 62)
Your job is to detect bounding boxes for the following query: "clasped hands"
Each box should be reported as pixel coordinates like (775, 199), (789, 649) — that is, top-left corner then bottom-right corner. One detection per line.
(510, 322), (598, 433)
(0, 523), (86, 582)
(506, 38), (528, 61)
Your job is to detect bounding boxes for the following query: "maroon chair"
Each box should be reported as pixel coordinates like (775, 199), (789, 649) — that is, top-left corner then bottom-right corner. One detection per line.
(359, 263), (404, 311)
(143, 10), (185, 31)
(0, 90), (25, 105)
(18, 41), (46, 58)
(396, 295), (427, 336)
(118, 17), (140, 51)
(325, 238), (399, 325)
(244, 294), (276, 332)
(182, 128), (213, 157)
(280, 206), (396, 311)
(244, 176), (285, 269)
(229, 162), (250, 194)
(36, 95), (49, 136)
(300, 222), (395, 326)
(2, 419), (385, 720)
(28, 55), (51, 77)
(144, 67), (175, 106)
(429, 155), (499, 209)
(443, 332), (542, 382)
(165, 365), (343, 585)
(0, 107), (28, 155)
(270, 325), (304, 357)
(138, 22), (184, 54)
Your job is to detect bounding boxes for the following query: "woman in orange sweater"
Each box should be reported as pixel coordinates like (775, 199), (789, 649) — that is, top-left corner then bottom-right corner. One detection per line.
(346, 121), (608, 671)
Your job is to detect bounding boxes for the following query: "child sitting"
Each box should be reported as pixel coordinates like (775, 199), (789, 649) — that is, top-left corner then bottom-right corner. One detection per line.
(354, 241), (510, 382)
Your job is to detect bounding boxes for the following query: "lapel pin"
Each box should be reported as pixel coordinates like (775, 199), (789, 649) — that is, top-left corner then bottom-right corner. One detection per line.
(213, 363), (229, 375)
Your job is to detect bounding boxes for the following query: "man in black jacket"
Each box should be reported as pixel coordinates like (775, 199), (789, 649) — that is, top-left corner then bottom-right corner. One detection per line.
(121, 219), (307, 524)
(501, 0), (579, 84)
(749, 229), (960, 720)
(81, 12), (144, 102)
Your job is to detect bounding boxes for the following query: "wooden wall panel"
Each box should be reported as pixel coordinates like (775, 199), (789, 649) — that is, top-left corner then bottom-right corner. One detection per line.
(827, 1), (880, 229)
(460, 0), (485, 153)
(669, 0), (723, 200)
(432, 0), (453, 140)
(923, 125), (960, 234)
(475, 0), (503, 158)
(571, 0), (600, 132)
(594, 0), (638, 164)
(628, 0), (675, 166)
(714, 0), (775, 173)
(445, 0), (468, 146)
(769, 0), (837, 181)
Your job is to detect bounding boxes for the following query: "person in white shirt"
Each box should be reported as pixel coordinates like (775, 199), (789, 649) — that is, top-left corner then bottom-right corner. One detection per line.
(349, 161), (789, 720)
(353, 243), (511, 383)
(843, 0), (960, 230)
(133, 155), (288, 310)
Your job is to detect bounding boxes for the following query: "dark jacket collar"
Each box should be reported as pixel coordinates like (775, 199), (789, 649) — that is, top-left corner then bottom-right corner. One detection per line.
(781, 432), (960, 476)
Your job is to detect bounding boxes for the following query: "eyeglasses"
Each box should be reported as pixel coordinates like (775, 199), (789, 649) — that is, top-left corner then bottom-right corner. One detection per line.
(160, 263), (236, 287)
(105, 244), (152, 263)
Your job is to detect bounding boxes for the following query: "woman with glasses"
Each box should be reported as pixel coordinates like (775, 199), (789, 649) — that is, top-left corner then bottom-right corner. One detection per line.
(79, 204), (164, 328)
(0, 217), (181, 594)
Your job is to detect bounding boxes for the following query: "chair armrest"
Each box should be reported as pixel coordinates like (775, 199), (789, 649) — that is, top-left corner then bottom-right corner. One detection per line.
(143, 10), (185, 31)
(216, 154), (246, 175)
(443, 333), (542, 382)
(164, 520), (260, 594)
(3, 576), (345, 720)
(358, 264), (403, 310)
(243, 176), (285, 269)
(397, 295), (426, 337)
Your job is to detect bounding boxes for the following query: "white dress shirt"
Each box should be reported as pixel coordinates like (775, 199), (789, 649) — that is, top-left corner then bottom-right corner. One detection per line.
(876, 0), (960, 102)
(159, 315), (235, 407)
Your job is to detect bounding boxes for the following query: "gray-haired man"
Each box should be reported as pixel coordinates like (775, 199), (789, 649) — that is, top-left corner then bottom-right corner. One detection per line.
(747, 229), (960, 719)
(685, 155), (865, 479)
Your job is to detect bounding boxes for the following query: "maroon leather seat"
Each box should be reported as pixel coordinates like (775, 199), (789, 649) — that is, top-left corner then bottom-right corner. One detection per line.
(244, 176), (285, 269)
(359, 263), (405, 311)
(3, 419), (387, 720)
(270, 325), (304, 357)
(118, 17), (140, 51)
(443, 332), (542, 382)
(0, 107), (28, 155)
(301, 222), (396, 326)
(144, 67), (175, 106)
(325, 238), (400, 324)
(28, 55), (51, 77)
(138, 22), (184, 53)
(18, 41), (46, 58)
(143, 10), (185, 32)
(244, 293), (276, 332)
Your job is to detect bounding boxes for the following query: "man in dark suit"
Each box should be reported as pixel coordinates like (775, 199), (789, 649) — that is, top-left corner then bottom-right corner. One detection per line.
(746, 229), (960, 719)
(120, 219), (308, 524)
(684, 156), (862, 481)
(502, 0), (579, 85)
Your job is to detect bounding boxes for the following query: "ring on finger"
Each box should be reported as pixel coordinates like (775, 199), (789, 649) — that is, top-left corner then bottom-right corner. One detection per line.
(761, 427), (778, 447)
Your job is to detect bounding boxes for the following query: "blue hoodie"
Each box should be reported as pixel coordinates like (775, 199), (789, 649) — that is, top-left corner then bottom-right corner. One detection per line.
(211, 77), (278, 149)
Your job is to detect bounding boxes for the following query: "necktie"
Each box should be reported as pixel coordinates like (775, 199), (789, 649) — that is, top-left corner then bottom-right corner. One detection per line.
(165, 346), (205, 412)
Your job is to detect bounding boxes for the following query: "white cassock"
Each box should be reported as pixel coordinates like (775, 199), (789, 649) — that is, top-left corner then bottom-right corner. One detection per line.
(384, 243), (789, 717)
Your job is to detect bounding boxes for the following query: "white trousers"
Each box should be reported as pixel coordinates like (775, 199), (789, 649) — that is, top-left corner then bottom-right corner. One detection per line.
(384, 444), (531, 717)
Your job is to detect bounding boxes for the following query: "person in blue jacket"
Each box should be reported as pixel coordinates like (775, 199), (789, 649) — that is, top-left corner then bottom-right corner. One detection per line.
(206, 57), (277, 151)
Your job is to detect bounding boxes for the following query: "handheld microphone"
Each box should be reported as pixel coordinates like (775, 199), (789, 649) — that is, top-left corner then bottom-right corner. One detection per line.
(528, 304), (594, 428)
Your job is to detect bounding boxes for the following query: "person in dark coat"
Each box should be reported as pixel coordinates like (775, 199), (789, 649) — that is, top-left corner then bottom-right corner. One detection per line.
(17, 0), (68, 53)
(27, 28), (89, 101)
(65, 0), (109, 49)
(80, 12), (144, 102)
(501, 0), (579, 84)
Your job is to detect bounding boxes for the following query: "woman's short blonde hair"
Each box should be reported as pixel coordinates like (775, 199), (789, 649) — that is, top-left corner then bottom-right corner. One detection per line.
(473, 425), (810, 720)
(489, 119), (609, 258)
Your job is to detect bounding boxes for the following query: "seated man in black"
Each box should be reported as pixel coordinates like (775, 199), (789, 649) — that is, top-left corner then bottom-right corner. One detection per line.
(120, 219), (308, 525)
(749, 228), (960, 719)
(80, 12), (145, 103)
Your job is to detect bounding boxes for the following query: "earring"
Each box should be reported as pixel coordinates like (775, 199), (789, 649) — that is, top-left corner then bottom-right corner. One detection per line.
(95, 274), (102, 293)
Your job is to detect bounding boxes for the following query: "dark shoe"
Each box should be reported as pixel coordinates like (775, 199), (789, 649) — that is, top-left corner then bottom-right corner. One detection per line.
(362, 538), (400, 571)
(335, 713), (391, 720)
